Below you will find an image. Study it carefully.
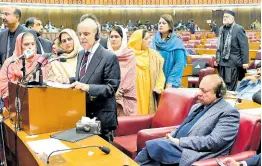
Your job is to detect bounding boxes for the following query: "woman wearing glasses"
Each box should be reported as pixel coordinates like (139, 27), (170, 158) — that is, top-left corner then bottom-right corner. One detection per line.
(150, 14), (187, 88)
(47, 29), (82, 82)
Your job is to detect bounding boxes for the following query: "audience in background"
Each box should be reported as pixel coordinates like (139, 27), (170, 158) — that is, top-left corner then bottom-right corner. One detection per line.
(128, 29), (165, 115)
(0, 32), (48, 99)
(47, 29), (82, 82)
(151, 14), (187, 88)
(107, 26), (137, 116)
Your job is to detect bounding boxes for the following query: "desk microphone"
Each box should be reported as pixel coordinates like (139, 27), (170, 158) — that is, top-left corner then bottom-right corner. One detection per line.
(9, 49), (35, 63)
(234, 93), (243, 108)
(46, 145), (110, 164)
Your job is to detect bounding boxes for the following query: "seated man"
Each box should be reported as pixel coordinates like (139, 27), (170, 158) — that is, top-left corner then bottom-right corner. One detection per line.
(135, 74), (240, 166)
(236, 62), (261, 100)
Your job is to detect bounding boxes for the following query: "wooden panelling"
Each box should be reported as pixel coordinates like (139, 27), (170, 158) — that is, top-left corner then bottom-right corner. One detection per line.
(0, 0), (260, 3)
(0, 7), (260, 31)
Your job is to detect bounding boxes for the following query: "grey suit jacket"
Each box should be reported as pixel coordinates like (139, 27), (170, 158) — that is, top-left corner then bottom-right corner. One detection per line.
(174, 99), (240, 166)
(70, 45), (120, 133)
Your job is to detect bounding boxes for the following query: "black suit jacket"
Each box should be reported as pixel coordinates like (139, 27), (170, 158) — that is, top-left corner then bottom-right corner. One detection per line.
(217, 24), (249, 67)
(99, 36), (108, 49)
(39, 37), (53, 53)
(0, 24), (41, 66)
(70, 45), (120, 133)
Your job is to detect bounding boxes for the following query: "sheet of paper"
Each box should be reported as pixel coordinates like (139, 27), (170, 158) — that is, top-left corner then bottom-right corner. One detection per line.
(45, 81), (71, 89)
(239, 108), (261, 116)
(27, 138), (70, 156)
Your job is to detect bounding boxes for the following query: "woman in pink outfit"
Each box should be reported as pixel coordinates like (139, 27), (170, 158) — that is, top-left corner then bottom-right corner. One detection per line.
(107, 26), (137, 116)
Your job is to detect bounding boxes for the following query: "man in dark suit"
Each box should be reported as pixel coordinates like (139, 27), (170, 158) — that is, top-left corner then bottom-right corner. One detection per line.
(25, 17), (53, 54)
(215, 10), (249, 91)
(79, 13), (108, 49)
(69, 18), (120, 143)
(0, 7), (41, 66)
(224, 154), (261, 166)
(135, 75), (240, 166)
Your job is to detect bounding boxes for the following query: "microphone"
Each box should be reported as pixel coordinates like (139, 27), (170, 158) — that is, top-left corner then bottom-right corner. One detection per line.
(10, 49), (35, 63)
(234, 92), (243, 108)
(36, 53), (53, 67)
(46, 145), (110, 164)
(29, 53), (52, 85)
(57, 50), (66, 56)
(48, 56), (67, 63)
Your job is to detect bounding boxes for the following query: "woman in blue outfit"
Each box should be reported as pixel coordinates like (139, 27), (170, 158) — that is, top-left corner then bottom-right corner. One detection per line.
(151, 14), (187, 88)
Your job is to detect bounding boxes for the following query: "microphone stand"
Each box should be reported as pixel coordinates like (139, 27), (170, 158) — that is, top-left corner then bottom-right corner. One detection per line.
(38, 68), (43, 86)
(21, 56), (26, 82)
(46, 146), (110, 164)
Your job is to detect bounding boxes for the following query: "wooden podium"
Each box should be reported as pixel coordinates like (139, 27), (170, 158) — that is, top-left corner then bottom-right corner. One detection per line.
(8, 82), (86, 135)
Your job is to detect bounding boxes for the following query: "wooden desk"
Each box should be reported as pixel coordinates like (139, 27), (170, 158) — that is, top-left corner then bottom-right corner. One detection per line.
(225, 98), (261, 110)
(4, 120), (138, 166)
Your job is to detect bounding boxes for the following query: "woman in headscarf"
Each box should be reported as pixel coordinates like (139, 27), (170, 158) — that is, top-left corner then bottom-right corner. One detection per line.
(107, 25), (137, 116)
(151, 14), (187, 88)
(0, 32), (48, 99)
(128, 29), (165, 115)
(47, 29), (82, 82)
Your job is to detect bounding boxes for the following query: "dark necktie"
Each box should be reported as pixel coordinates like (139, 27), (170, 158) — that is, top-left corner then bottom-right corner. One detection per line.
(79, 51), (90, 79)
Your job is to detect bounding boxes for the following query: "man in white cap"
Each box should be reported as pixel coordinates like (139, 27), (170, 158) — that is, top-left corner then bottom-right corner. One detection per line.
(215, 10), (249, 91)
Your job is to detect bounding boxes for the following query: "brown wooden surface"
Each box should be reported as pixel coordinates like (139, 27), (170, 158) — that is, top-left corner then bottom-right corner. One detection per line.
(225, 98), (261, 110)
(4, 119), (139, 166)
(183, 64), (193, 76)
(195, 49), (217, 55)
(181, 76), (189, 88)
(8, 82), (86, 135)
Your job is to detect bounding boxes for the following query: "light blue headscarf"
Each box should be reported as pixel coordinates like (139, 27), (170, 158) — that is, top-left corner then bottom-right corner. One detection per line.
(151, 31), (187, 88)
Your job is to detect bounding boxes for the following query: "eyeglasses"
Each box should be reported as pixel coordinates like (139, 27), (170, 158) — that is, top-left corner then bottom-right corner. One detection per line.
(61, 37), (73, 44)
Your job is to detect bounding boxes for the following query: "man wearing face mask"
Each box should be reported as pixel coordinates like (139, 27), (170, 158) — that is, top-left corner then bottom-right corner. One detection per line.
(215, 10), (249, 91)
(25, 17), (53, 54)
(69, 18), (120, 143)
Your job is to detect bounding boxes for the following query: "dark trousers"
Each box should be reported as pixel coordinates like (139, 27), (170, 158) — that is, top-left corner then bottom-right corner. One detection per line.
(218, 66), (239, 91)
(100, 130), (114, 143)
(135, 147), (179, 166)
